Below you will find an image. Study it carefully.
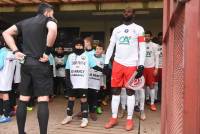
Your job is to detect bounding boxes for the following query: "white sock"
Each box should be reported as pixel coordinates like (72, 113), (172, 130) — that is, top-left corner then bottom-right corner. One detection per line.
(154, 82), (158, 100)
(139, 88), (145, 111)
(127, 95), (135, 120)
(150, 89), (155, 105)
(120, 88), (127, 110)
(111, 95), (120, 118)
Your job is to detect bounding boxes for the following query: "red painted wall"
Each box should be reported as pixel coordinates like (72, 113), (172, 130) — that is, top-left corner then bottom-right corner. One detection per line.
(162, 0), (200, 134)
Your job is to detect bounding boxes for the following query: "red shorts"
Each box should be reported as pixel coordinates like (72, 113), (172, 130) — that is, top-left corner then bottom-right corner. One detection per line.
(111, 61), (137, 88)
(143, 67), (155, 86)
(155, 68), (162, 82)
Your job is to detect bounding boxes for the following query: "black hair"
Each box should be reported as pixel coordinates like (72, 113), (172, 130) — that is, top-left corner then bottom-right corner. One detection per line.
(145, 30), (153, 36)
(37, 3), (54, 14)
(73, 37), (84, 47)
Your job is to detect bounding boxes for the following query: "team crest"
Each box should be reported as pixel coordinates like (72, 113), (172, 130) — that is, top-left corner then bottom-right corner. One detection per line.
(81, 56), (86, 60)
(124, 29), (129, 33)
(100, 62), (104, 66)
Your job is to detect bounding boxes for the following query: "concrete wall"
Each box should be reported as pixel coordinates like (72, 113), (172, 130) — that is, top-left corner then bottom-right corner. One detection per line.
(58, 18), (162, 47)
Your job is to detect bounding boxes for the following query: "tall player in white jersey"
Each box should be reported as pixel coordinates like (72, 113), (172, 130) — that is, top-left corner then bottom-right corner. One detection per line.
(104, 7), (146, 131)
(143, 31), (159, 111)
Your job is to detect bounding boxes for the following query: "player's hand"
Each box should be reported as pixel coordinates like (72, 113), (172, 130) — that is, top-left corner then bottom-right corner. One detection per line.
(15, 51), (26, 61)
(39, 53), (49, 63)
(153, 68), (158, 76)
(135, 65), (144, 79)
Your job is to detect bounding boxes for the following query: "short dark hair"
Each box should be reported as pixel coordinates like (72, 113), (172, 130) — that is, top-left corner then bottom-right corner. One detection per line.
(74, 37), (84, 47)
(145, 30), (153, 36)
(96, 42), (104, 49)
(37, 3), (54, 14)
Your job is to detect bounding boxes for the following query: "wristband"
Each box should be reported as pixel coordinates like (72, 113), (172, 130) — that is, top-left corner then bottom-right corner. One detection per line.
(44, 46), (52, 55)
(13, 50), (20, 54)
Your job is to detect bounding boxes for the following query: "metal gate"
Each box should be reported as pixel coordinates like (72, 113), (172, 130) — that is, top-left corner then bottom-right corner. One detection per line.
(162, 0), (200, 134)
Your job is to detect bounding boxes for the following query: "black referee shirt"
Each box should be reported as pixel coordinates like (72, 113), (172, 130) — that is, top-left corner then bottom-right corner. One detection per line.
(15, 14), (56, 65)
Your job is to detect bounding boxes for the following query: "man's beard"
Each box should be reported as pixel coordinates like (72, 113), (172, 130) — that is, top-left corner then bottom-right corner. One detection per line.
(123, 16), (133, 22)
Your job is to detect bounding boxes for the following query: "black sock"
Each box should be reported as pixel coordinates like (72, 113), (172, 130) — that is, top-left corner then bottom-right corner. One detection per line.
(3, 100), (11, 117)
(0, 99), (3, 115)
(28, 98), (34, 107)
(67, 100), (74, 116)
(81, 102), (88, 118)
(9, 89), (17, 109)
(37, 101), (49, 134)
(16, 100), (28, 134)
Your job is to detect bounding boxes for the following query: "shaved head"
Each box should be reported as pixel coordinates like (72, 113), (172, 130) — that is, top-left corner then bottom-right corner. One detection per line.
(123, 7), (134, 23)
(124, 7), (135, 14)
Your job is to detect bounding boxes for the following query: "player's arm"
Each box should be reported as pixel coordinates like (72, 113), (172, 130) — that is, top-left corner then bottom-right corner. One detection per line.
(138, 28), (146, 66)
(104, 29), (117, 65)
(65, 57), (72, 89)
(40, 20), (57, 62)
(135, 27), (146, 79)
(93, 66), (103, 72)
(154, 44), (159, 76)
(2, 25), (25, 60)
(2, 25), (18, 51)
(46, 20), (57, 48)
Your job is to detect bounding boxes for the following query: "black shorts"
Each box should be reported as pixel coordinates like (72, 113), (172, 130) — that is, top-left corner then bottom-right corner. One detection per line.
(68, 88), (88, 98)
(0, 91), (10, 94)
(19, 64), (53, 97)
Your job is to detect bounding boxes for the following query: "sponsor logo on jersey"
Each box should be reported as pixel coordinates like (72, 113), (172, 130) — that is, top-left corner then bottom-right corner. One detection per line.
(81, 56), (86, 60)
(119, 36), (131, 45)
(146, 51), (152, 57)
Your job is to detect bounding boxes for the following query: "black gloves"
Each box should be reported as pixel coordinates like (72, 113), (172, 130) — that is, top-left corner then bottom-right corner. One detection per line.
(65, 69), (72, 89)
(103, 64), (110, 75)
(56, 64), (64, 69)
(135, 65), (144, 79)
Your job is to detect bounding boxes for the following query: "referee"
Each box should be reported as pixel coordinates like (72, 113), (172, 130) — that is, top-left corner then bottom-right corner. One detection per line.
(3, 3), (57, 134)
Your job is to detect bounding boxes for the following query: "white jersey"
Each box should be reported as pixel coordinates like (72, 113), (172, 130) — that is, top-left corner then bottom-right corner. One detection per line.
(157, 45), (163, 68)
(55, 55), (67, 77)
(105, 23), (146, 66)
(144, 41), (159, 68)
(88, 56), (104, 90)
(66, 52), (96, 89)
(0, 49), (21, 91)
